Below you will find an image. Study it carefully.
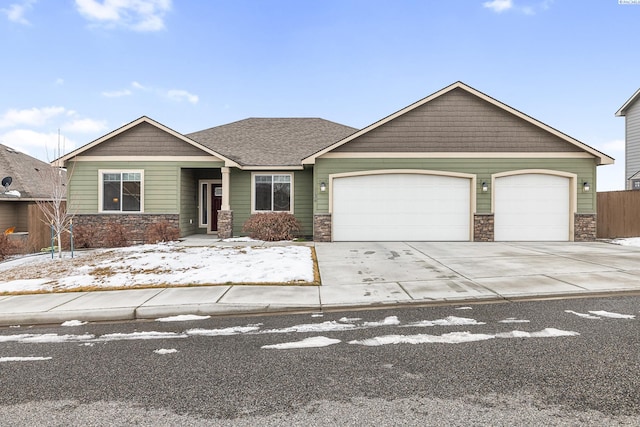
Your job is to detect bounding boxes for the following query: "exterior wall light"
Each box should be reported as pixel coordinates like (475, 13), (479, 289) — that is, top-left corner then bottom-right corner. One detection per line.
(320, 182), (326, 192)
(583, 182), (590, 192)
(481, 181), (488, 192)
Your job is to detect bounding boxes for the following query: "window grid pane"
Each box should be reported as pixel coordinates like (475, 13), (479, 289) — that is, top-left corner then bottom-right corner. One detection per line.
(254, 174), (291, 212)
(102, 172), (142, 212)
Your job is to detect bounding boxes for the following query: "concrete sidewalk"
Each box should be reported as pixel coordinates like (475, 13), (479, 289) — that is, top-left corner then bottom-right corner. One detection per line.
(2, 240), (640, 326)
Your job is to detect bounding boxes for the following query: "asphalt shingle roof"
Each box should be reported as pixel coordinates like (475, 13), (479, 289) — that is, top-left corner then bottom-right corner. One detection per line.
(186, 118), (357, 166)
(0, 143), (65, 200)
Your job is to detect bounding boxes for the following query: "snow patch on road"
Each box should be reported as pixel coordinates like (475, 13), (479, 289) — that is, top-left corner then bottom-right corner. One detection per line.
(0, 356), (52, 362)
(589, 310), (635, 319)
(186, 325), (262, 336)
(155, 314), (211, 322)
(498, 318), (530, 324)
(403, 316), (485, 327)
(348, 328), (579, 347)
(262, 336), (341, 349)
(154, 348), (178, 355)
(61, 320), (88, 327)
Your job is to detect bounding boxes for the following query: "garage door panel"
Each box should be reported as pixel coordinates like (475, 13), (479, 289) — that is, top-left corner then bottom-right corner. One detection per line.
(332, 174), (471, 241)
(494, 174), (570, 241)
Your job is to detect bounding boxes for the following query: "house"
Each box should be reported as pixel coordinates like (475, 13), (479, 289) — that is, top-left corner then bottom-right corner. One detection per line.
(615, 88), (640, 190)
(57, 82), (613, 243)
(0, 143), (66, 249)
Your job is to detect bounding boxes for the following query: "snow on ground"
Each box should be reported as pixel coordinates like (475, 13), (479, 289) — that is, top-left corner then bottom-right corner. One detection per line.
(588, 310), (636, 319)
(61, 320), (88, 327)
(0, 242), (314, 293)
(156, 314), (211, 322)
(565, 309), (635, 319)
(611, 237), (640, 246)
(402, 316), (485, 327)
(498, 318), (530, 324)
(154, 348), (178, 355)
(262, 336), (341, 349)
(0, 356), (52, 362)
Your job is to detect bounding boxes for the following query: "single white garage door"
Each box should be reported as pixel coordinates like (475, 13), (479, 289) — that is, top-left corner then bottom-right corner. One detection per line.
(332, 173), (471, 241)
(494, 174), (570, 241)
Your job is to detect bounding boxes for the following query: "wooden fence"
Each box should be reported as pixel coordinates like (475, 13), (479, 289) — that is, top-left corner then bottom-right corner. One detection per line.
(597, 190), (640, 238)
(26, 202), (68, 251)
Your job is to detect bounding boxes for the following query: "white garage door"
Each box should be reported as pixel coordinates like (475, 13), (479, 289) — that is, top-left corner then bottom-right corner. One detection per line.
(332, 173), (471, 241)
(494, 174), (570, 241)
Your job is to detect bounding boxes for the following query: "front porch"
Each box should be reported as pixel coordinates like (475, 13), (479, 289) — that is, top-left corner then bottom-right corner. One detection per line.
(180, 166), (232, 238)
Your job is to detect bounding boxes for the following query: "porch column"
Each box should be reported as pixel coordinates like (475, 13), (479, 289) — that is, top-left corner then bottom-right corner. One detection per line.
(217, 167), (233, 239)
(221, 167), (231, 210)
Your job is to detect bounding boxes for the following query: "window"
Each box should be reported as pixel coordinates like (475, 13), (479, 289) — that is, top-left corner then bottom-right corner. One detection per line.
(100, 171), (143, 212)
(253, 174), (292, 212)
(633, 179), (640, 190)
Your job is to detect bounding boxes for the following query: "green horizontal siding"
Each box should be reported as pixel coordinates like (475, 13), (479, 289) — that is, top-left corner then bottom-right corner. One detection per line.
(230, 169), (313, 237)
(314, 157), (598, 214)
(68, 160), (223, 215)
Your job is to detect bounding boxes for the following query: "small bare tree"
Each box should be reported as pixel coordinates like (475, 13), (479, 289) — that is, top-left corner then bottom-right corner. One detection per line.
(35, 164), (72, 258)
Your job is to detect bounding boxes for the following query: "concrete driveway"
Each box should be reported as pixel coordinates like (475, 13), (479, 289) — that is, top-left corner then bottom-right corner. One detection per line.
(314, 241), (640, 306)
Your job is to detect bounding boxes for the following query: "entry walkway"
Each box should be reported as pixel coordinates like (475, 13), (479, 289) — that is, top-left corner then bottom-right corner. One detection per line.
(1, 240), (640, 326)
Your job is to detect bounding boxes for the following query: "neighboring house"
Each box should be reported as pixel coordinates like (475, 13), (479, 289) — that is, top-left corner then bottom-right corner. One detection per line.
(615, 88), (640, 190)
(0, 143), (66, 248)
(57, 81), (613, 243)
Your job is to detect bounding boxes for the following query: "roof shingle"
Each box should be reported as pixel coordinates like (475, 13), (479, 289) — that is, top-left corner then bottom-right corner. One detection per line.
(187, 118), (357, 166)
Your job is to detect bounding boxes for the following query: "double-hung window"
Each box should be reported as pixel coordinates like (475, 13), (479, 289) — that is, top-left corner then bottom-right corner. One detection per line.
(253, 173), (292, 212)
(100, 171), (143, 212)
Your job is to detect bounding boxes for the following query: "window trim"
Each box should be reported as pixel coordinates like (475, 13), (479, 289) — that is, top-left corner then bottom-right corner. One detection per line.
(98, 169), (145, 213)
(250, 172), (294, 214)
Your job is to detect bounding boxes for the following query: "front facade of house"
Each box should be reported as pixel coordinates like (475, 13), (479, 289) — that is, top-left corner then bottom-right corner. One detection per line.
(59, 82), (613, 243)
(616, 88), (640, 190)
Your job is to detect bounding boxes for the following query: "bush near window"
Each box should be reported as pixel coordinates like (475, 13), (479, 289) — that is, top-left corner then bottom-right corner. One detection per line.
(242, 212), (302, 241)
(103, 222), (130, 248)
(70, 224), (98, 249)
(146, 221), (180, 243)
(0, 234), (16, 260)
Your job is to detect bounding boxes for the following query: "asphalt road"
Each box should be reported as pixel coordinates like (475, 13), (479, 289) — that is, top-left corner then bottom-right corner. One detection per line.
(0, 296), (639, 426)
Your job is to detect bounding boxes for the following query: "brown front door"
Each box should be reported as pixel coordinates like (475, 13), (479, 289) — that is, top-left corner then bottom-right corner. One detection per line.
(210, 184), (222, 232)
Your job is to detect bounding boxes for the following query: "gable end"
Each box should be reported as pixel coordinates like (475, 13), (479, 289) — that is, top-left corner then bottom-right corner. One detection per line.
(83, 122), (212, 157)
(333, 88), (583, 153)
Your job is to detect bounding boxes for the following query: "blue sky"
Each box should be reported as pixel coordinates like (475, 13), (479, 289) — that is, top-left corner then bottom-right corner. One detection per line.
(0, 0), (637, 190)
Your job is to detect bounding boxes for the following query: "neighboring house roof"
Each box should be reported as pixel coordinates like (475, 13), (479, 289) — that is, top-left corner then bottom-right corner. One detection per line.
(302, 81), (614, 166)
(616, 87), (640, 117)
(56, 116), (240, 167)
(0, 143), (66, 200)
(187, 118), (358, 168)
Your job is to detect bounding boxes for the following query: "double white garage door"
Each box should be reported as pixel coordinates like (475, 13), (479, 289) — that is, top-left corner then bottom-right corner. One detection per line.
(331, 173), (570, 242)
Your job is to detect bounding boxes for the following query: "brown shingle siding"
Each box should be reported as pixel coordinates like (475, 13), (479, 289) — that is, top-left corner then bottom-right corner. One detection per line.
(334, 88), (582, 153)
(84, 122), (210, 157)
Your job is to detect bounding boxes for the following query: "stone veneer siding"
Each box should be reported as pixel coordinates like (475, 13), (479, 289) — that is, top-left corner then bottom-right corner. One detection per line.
(473, 214), (494, 242)
(313, 213), (332, 242)
(217, 210), (233, 239)
(574, 213), (596, 241)
(73, 213), (179, 246)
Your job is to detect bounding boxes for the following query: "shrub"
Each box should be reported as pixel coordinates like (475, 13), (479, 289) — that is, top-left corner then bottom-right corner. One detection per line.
(0, 234), (16, 260)
(71, 224), (99, 249)
(242, 212), (302, 241)
(103, 222), (130, 247)
(146, 221), (180, 243)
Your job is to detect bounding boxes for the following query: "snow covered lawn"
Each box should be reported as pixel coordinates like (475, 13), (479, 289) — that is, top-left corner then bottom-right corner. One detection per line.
(0, 243), (316, 294)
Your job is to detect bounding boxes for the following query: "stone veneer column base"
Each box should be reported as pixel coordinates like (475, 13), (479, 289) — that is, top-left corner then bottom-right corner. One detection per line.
(474, 213), (494, 242)
(574, 213), (596, 241)
(217, 210), (233, 239)
(313, 213), (332, 242)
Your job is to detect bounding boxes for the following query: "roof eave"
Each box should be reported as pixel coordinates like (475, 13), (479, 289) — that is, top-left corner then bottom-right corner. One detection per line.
(616, 88), (640, 117)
